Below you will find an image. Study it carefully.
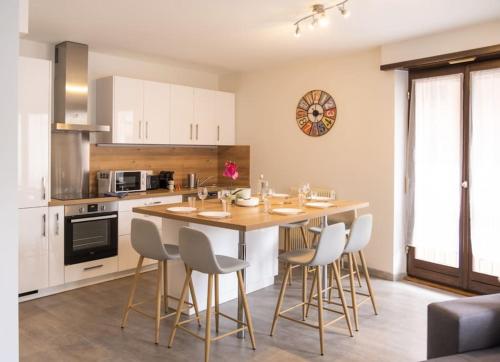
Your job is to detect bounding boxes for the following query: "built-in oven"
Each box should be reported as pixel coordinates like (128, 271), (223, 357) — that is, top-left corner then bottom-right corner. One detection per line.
(64, 201), (118, 265)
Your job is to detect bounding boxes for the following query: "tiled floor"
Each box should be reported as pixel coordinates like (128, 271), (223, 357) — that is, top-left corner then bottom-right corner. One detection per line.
(20, 271), (458, 361)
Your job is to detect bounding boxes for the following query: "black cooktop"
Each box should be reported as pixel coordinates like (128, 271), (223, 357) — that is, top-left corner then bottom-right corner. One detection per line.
(51, 193), (99, 201)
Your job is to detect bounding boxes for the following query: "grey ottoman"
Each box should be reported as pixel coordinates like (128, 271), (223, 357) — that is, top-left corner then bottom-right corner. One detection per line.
(427, 293), (500, 359)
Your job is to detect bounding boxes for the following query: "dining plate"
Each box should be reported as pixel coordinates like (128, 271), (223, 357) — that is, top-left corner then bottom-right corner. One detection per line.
(271, 207), (304, 215)
(308, 196), (332, 202)
(236, 197), (260, 207)
(271, 193), (290, 198)
(198, 211), (231, 219)
(305, 202), (334, 209)
(166, 206), (197, 213)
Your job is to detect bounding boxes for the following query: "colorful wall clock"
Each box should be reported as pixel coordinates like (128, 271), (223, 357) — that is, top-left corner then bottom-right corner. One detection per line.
(296, 90), (337, 137)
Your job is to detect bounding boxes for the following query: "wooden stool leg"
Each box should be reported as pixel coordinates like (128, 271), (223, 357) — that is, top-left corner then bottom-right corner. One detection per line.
(237, 270), (256, 350)
(168, 268), (192, 348)
(352, 253), (362, 288)
(302, 265), (307, 321)
(215, 274), (220, 333)
(332, 261), (353, 337)
(163, 260), (169, 313)
(300, 226), (309, 248)
(270, 265), (291, 336)
(328, 263), (334, 303)
(155, 261), (163, 344)
(205, 274), (213, 362)
(316, 265), (325, 356)
(286, 229), (292, 285)
(348, 253), (359, 331)
(185, 264), (202, 327)
(121, 256), (144, 328)
(305, 266), (318, 318)
(359, 250), (378, 315)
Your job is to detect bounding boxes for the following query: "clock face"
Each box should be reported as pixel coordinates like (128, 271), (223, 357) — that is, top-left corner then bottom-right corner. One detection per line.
(296, 90), (337, 137)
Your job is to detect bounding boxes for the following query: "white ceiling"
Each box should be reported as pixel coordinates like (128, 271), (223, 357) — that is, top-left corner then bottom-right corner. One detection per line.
(27, 0), (500, 73)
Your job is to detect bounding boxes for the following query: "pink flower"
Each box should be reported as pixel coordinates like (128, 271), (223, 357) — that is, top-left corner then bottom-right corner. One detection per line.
(223, 161), (239, 180)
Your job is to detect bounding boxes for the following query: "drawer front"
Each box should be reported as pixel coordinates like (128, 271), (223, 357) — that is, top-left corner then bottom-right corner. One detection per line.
(118, 195), (182, 212)
(119, 211), (162, 236)
(64, 257), (118, 283)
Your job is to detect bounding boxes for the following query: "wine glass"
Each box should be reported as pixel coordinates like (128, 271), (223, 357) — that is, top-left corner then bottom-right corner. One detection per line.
(198, 187), (208, 209)
(303, 183), (311, 199)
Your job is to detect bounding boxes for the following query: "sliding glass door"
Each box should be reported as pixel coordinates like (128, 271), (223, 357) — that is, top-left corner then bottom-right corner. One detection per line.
(407, 60), (500, 293)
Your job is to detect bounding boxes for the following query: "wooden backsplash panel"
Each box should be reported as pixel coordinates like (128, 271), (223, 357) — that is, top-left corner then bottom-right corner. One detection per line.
(89, 145), (250, 193)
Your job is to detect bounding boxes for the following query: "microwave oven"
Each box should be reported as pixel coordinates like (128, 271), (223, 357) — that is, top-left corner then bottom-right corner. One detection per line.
(97, 170), (149, 194)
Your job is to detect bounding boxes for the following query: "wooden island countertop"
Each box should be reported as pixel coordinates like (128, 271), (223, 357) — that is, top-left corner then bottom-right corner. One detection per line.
(132, 199), (369, 232)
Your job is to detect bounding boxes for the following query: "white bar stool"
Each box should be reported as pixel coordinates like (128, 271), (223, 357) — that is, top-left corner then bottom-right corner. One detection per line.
(280, 220), (309, 284)
(270, 223), (353, 356)
(168, 227), (256, 362)
(121, 218), (201, 344)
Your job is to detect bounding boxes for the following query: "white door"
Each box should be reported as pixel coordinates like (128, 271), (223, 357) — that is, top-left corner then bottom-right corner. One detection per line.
(48, 206), (65, 287)
(113, 77), (144, 143)
(19, 207), (49, 294)
(194, 88), (216, 144)
(215, 91), (235, 145)
(143, 81), (170, 144)
(18, 57), (50, 208)
(170, 84), (194, 144)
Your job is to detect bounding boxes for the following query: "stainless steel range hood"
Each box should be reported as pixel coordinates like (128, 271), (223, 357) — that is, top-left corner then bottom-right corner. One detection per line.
(53, 41), (110, 132)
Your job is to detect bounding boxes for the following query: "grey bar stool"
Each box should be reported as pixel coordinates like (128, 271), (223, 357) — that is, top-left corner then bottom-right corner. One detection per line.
(168, 227), (256, 362)
(121, 218), (201, 344)
(270, 223), (353, 356)
(342, 214), (378, 331)
(280, 220), (309, 285)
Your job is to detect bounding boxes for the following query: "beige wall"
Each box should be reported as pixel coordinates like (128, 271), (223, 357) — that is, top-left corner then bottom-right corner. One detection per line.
(19, 39), (220, 125)
(221, 48), (399, 275)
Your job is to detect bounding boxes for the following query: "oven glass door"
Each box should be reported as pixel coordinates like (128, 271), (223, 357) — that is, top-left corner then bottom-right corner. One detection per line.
(65, 212), (118, 264)
(115, 172), (141, 192)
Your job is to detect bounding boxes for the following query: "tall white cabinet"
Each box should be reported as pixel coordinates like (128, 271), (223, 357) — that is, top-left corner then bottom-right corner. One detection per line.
(18, 56), (51, 294)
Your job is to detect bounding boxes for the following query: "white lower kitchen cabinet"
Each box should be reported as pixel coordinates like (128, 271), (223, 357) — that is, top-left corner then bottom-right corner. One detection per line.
(65, 257), (118, 284)
(19, 207), (49, 294)
(48, 206), (65, 287)
(118, 195), (182, 271)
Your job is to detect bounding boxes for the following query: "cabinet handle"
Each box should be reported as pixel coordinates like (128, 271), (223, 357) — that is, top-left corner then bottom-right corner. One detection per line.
(42, 177), (46, 200)
(190, 124), (193, 140)
(139, 121), (142, 139)
(42, 214), (46, 237)
(84, 264), (104, 271)
(196, 124), (199, 140)
(217, 125), (220, 142)
(145, 121), (149, 139)
(55, 213), (60, 235)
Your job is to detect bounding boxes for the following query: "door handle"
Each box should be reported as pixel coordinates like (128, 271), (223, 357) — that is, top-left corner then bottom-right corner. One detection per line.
(42, 177), (46, 200)
(42, 214), (46, 237)
(139, 120), (142, 139)
(145, 121), (149, 139)
(55, 213), (60, 235)
(217, 125), (220, 142)
(190, 124), (193, 140)
(196, 124), (199, 140)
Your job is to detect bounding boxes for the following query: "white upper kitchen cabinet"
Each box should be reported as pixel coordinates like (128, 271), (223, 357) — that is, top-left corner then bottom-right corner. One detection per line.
(170, 84), (195, 144)
(97, 76), (170, 144)
(19, 207), (49, 294)
(48, 206), (65, 287)
(194, 88), (217, 145)
(18, 57), (51, 209)
(215, 91), (236, 145)
(143, 80), (170, 144)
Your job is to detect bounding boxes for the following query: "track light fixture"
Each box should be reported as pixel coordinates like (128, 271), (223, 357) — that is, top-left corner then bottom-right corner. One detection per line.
(293, 0), (350, 37)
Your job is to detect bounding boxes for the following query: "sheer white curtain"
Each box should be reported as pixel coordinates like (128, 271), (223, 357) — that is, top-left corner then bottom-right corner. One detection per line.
(411, 74), (462, 267)
(470, 67), (500, 276)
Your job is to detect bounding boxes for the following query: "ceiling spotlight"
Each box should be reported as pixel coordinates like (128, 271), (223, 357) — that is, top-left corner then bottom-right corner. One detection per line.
(295, 24), (301, 37)
(339, 4), (350, 18)
(293, 1), (351, 37)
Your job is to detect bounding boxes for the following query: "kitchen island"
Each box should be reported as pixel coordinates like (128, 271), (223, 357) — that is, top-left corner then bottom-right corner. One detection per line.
(133, 198), (369, 337)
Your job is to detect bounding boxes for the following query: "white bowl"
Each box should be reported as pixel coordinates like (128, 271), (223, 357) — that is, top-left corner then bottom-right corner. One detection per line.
(236, 197), (259, 207)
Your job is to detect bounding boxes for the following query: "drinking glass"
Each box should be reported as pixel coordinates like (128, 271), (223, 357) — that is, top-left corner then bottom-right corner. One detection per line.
(188, 196), (196, 209)
(221, 199), (228, 213)
(303, 183), (311, 199)
(198, 187), (208, 209)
